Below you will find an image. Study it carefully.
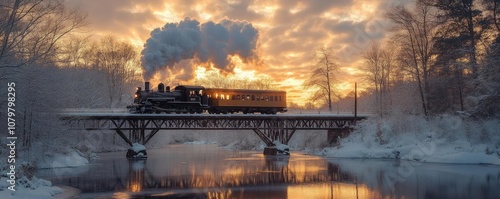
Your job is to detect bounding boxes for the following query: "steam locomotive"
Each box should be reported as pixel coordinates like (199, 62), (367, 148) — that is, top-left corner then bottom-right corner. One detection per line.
(128, 82), (287, 114)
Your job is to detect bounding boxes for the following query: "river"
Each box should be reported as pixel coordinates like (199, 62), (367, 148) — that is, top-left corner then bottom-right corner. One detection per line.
(36, 144), (500, 199)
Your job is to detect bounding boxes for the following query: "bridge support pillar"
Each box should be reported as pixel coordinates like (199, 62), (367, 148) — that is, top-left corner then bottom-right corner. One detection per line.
(253, 128), (295, 155)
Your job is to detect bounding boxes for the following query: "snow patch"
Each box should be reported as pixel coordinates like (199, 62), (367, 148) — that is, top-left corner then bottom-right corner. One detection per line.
(322, 114), (500, 165)
(273, 141), (289, 152)
(38, 150), (89, 169)
(0, 177), (63, 199)
(132, 143), (147, 153)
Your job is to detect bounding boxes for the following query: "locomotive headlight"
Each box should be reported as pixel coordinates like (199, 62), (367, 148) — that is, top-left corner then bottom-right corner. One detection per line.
(134, 94), (138, 98)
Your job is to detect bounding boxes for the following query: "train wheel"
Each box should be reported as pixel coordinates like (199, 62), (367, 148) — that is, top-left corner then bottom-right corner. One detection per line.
(271, 108), (278, 114)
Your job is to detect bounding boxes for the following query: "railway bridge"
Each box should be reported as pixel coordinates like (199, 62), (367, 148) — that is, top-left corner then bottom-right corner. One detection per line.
(60, 113), (367, 154)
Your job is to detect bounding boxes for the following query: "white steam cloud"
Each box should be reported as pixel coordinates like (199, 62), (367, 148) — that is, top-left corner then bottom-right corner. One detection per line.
(140, 17), (259, 81)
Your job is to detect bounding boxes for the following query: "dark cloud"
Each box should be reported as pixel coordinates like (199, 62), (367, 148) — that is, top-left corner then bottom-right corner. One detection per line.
(141, 18), (260, 81)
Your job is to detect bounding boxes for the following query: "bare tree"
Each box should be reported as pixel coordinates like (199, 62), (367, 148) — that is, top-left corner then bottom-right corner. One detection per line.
(360, 42), (396, 116)
(195, 70), (234, 88)
(196, 70), (276, 90)
(58, 35), (92, 68)
(0, 0), (88, 67)
(83, 36), (139, 106)
(303, 46), (339, 111)
(251, 76), (276, 90)
(385, 1), (438, 117)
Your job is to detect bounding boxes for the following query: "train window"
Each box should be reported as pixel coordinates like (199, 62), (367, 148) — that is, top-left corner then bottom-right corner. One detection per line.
(232, 95), (236, 100)
(265, 96), (269, 101)
(237, 95), (240, 100)
(251, 95), (255, 101)
(246, 95), (250, 100)
(270, 96), (273, 101)
(216, 93), (219, 99)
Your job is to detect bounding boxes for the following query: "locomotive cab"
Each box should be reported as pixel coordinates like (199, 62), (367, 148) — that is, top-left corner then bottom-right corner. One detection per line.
(174, 85), (206, 104)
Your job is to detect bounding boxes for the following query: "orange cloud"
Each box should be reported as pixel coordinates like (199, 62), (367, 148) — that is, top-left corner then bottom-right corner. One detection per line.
(76, 0), (412, 106)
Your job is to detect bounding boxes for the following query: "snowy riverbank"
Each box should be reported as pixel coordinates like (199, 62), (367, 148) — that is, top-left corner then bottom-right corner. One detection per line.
(320, 113), (500, 165)
(2, 114), (499, 198)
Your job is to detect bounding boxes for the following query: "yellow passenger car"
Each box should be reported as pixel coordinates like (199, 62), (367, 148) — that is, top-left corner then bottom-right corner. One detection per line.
(204, 88), (287, 114)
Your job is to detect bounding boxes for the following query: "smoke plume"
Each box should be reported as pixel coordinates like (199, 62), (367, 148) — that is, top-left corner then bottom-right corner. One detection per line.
(141, 17), (259, 81)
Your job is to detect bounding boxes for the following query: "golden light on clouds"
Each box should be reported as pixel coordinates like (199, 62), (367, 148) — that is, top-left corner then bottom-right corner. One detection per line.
(154, 6), (179, 23)
(249, 4), (279, 16)
(77, 0), (404, 106)
(233, 67), (258, 81)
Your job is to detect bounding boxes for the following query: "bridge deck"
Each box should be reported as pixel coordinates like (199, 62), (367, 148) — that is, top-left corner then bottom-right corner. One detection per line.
(61, 113), (368, 130)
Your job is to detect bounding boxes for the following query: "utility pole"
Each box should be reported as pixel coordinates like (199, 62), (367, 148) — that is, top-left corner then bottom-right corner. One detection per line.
(354, 82), (357, 118)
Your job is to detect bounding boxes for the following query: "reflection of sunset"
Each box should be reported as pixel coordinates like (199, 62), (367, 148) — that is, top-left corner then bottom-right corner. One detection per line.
(123, 152), (389, 199)
(288, 183), (385, 199)
(112, 192), (131, 199)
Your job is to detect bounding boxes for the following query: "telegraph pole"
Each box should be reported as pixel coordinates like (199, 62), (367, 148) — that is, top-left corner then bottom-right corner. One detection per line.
(354, 82), (357, 118)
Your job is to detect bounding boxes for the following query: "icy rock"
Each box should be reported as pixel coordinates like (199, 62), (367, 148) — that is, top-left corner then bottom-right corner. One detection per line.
(127, 143), (148, 158)
(273, 141), (290, 155)
(89, 153), (100, 160)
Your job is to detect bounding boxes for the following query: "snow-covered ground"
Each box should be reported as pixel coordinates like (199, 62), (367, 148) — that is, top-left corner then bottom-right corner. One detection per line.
(320, 113), (500, 165)
(0, 177), (62, 199)
(0, 149), (89, 198)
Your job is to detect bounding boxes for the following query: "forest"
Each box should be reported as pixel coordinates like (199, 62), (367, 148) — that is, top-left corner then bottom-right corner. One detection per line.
(301, 0), (500, 119)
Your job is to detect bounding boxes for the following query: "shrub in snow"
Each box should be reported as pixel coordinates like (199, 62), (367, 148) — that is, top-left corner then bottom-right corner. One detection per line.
(324, 113), (500, 165)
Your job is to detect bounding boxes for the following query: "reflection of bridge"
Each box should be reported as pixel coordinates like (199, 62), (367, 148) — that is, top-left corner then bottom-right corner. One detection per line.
(51, 154), (356, 197)
(61, 113), (367, 148)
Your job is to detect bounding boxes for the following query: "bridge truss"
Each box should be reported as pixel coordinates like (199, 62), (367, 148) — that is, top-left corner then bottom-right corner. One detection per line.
(61, 113), (367, 147)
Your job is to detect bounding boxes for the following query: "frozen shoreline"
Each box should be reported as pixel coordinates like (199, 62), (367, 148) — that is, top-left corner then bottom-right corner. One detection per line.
(319, 114), (500, 165)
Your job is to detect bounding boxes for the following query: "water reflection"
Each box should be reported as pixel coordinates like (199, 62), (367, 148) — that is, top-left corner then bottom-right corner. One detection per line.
(36, 145), (500, 199)
(329, 159), (500, 199)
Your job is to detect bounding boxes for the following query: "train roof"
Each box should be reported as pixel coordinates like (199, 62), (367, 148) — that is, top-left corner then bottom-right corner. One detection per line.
(204, 87), (286, 93)
(174, 85), (205, 91)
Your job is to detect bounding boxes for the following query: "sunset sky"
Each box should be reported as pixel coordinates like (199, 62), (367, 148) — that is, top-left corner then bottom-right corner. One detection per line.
(73, 0), (412, 106)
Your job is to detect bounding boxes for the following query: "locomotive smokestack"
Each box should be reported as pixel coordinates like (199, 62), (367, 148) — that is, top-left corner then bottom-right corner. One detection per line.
(145, 82), (150, 92)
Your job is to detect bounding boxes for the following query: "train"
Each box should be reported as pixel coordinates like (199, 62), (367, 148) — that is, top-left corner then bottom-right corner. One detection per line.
(127, 82), (287, 114)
